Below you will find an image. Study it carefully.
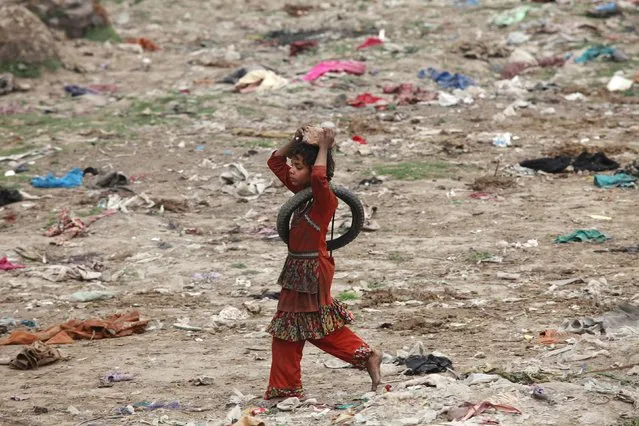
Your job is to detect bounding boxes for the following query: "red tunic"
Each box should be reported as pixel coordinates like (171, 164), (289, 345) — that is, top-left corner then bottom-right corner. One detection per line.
(266, 152), (354, 341)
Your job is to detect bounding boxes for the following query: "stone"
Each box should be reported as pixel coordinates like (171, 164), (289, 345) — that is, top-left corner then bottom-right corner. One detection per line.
(0, 5), (59, 65)
(0, 73), (15, 95)
(508, 48), (537, 66)
(507, 31), (530, 45)
(16, 0), (111, 39)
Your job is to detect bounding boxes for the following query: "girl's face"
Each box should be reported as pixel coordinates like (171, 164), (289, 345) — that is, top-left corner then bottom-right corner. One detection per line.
(289, 154), (311, 188)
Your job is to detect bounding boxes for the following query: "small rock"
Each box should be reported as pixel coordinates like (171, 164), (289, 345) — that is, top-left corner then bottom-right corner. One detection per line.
(612, 49), (629, 62)
(142, 57), (152, 71)
(0, 73), (15, 96)
(243, 300), (262, 315)
(115, 11), (130, 26)
(464, 373), (500, 385)
(497, 272), (521, 280)
(627, 366), (639, 376)
(189, 375), (214, 386)
(508, 48), (537, 66)
(67, 406), (80, 415)
(118, 43), (144, 54)
(564, 93), (586, 101)
(507, 31), (530, 45)
(607, 75), (633, 92)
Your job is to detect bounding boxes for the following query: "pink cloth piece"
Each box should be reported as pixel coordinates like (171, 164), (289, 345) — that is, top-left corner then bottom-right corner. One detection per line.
(357, 37), (384, 50)
(348, 93), (385, 108)
(302, 60), (366, 81)
(460, 401), (522, 421)
(0, 257), (25, 271)
(352, 135), (367, 144)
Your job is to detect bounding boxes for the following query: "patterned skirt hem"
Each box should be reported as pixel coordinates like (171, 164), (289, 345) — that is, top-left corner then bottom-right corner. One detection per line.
(352, 344), (373, 369)
(266, 299), (354, 342)
(264, 386), (304, 400)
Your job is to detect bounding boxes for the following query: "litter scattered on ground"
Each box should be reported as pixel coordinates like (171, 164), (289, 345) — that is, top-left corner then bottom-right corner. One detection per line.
(290, 40), (318, 57)
(382, 84), (438, 105)
(189, 376), (214, 386)
(0, 187), (23, 207)
(594, 173), (636, 188)
(44, 209), (116, 245)
(210, 306), (249, 327)
(554, 229), (611, 244)
(124, 37), (160, 52)
(83, 168), (129, 188)
(586, 2), (621, 18)
(234, 70), (288, 93)
(348, 93), (386, 109)
(492, 133), (512, 148)
(446, 401), (522, 421)
(302, 60), (366, 81)
(520, 152), (619, 173)
(493, 6), (532, 27)
(28, 265), (102, 282)
(397, 354), (453, 375)
(69, 290), (116, 302)
(0, 311), (148, 345)
(9, 341), (62, 370)
(357, 36), (384, 50)
(100, 371), (134, 386)
(0, 256), (25, 271)
(562, 303), (639, 337)
(32, 168), (84, 188)
(220, 163), (272, 200)
(419, 67), (476, 90)
(3, 0), (639, 424)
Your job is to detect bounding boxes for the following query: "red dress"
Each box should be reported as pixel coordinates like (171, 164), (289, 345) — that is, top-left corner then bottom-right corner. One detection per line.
(265, 152), (372, 399)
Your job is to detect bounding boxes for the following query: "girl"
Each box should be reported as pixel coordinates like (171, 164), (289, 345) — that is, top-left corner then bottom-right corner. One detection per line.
(264, 126), (382, 400)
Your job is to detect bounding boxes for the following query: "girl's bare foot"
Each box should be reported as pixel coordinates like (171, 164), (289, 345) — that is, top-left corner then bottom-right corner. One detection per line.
(366, 349), (383, 391)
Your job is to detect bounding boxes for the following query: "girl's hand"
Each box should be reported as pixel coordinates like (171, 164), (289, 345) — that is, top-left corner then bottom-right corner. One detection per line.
(293, 126), (308, 144)
(318, 128), (335, 149)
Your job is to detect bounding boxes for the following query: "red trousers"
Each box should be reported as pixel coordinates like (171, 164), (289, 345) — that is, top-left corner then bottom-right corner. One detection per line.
(265, 326), (371, 399)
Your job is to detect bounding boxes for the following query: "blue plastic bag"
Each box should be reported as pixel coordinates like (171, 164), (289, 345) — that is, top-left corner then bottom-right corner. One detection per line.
(32, 168), (84, 188)
(594, 173), (636, 188)
(418, 67), (476, 90)
(575, 46), (616, 65)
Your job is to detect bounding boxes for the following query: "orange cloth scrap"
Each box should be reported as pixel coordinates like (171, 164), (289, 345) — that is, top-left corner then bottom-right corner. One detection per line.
(0, 311), (148, 345)
(45, 209), (116, 245)
(125, 37), (160, 52)
(536, 329), (572, 345)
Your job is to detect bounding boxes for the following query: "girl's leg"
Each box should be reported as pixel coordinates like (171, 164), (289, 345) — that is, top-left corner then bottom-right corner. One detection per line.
(308, 326), (382, 390)
(265, 337), (306, 399)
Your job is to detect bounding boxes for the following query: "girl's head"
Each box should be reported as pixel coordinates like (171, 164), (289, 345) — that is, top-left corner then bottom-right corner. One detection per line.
(288, 143), (335, 188)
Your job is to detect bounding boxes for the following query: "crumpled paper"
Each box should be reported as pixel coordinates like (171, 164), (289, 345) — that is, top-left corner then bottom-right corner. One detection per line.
(234, 69), (288, 93)
(220, 163), (272, 200)
(28, 265), (102, 282)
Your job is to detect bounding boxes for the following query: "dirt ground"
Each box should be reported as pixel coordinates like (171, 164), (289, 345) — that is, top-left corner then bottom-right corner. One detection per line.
(1, 0), (639, 425)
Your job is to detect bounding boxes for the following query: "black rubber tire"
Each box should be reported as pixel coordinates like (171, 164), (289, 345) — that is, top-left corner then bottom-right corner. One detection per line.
(277, 185), (365, 251)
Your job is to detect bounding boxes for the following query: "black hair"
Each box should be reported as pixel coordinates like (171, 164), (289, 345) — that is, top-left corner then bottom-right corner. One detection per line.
(289, 142), (335, 181)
